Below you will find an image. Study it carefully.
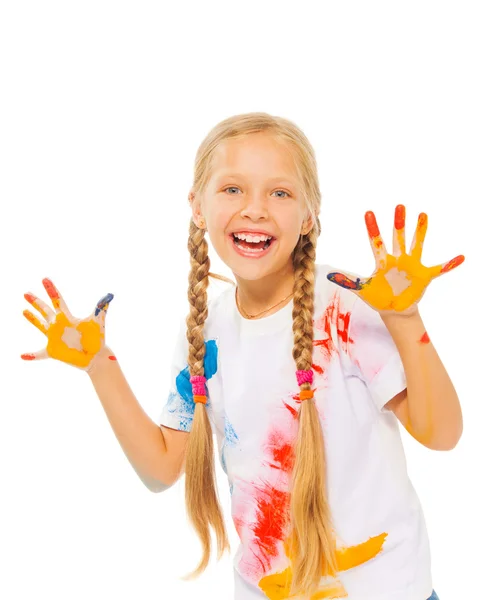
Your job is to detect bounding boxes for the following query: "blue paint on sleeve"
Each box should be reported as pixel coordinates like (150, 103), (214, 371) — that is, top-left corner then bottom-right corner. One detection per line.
(224, 412), (239, 447)
(220, 443), (228, 474)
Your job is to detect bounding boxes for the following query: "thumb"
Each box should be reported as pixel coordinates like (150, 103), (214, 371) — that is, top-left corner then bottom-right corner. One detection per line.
(326, 270), (368, 292)
(93, 293), (114, 327)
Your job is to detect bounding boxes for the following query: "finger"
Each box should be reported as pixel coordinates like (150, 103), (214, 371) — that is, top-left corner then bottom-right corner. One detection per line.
(42, 278), (75, 320)
(365, 211), (388, 269)
(24, 292), (56, 322)
(409, 212), (428, 262)
(93, 293), (114, 326)
(429, 255), (465, 279)
(326, 271), (370, 292)
(393, 204), (406, 257)
(21, 348), (49, 361)
(23, 309), (48, 335)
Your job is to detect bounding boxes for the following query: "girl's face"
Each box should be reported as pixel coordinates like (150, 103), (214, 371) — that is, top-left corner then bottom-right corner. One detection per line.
(193, 133), (312, 282)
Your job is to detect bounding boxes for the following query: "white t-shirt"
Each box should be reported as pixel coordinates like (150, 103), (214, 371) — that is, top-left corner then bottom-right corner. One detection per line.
(159, 263), (433, 600)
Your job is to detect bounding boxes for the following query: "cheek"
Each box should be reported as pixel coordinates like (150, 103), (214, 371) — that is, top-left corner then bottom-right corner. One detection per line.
(205, 204), (233, 233)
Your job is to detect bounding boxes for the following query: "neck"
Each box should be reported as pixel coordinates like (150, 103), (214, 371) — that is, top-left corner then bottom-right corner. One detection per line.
(234, 260), (295, 316)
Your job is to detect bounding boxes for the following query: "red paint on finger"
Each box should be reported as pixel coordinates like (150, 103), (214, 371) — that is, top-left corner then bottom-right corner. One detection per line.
(21, 353), (36, 360)
(108, 355), (117, 361)
(441, 255), (465, 273)
(24, 293), (36, 303)
(395, 205), (405, 230)
(365, 211), (380, 238)
(418, 213), (428, 228)
(42, 278), (59, 300)
(419, 332), (430, 344)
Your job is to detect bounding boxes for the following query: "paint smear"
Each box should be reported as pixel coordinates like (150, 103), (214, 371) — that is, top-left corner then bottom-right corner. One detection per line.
(314, 293), (353, 359)
(419, 332), (430, 344)
(165, 339), (218, 431)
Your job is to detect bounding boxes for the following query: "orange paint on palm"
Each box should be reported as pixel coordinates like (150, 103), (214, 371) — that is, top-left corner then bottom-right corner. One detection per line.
(45, 313), (103, 368)
(394, 205), (405, 230)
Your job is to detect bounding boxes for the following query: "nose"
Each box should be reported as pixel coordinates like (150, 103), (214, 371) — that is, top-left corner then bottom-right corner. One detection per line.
(240, 191), (269, 221)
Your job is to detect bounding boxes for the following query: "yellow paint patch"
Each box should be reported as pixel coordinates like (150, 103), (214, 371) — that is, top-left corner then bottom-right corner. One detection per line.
(258, 530), (388, 599)
(45, 313), (103, 368)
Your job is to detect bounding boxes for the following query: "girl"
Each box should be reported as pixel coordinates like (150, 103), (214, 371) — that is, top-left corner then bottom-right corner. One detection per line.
(21, 112), (463, 600)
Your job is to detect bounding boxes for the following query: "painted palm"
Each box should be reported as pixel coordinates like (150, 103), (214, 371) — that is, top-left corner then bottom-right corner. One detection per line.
(326, 205), (465, 315)
(21, 278), (114, 370)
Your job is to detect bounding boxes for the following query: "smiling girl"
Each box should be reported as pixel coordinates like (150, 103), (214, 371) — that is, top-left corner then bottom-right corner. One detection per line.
(22, 112), (463, 600)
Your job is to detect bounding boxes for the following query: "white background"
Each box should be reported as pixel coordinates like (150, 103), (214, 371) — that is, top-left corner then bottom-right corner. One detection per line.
(1, 1), (488, 599)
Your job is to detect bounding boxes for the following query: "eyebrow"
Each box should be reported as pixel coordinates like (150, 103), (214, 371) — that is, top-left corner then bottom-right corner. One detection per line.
(214, 172), (297, 185)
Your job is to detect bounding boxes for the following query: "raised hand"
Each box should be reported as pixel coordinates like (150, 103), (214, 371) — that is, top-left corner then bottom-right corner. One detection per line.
(21, 278), (114, 371)
(326, 204), (464, 315)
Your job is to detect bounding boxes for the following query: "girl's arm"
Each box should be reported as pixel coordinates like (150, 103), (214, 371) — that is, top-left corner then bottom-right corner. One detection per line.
(87, 346), (188, 492)
(381, 308), (463, 451)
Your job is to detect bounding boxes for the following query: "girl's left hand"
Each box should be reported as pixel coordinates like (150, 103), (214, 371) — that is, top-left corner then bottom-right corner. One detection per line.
(326, 204), (465, 316)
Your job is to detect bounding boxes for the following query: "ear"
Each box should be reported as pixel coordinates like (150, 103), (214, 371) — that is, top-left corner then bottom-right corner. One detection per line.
(188, 191), (206, 230)
(301, 212), (315, 235)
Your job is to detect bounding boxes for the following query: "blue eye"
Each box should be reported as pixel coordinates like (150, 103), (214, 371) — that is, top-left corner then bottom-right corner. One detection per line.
(223, 187), (290, 197)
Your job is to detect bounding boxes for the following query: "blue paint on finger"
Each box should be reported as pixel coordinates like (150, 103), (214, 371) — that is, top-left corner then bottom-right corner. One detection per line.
(94, 293), (114, 316)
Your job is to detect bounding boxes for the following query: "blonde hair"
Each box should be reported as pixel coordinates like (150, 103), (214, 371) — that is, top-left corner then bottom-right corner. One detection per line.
(181, 112), (338, 598)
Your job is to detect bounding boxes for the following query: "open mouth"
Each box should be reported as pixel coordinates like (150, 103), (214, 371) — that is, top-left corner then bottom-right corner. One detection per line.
(230, 232), (274, 254)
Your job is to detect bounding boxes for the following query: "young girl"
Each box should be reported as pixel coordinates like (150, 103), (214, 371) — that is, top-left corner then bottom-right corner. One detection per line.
(21, 112), (463, 600)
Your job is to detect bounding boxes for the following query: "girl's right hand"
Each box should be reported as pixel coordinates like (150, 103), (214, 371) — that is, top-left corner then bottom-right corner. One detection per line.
(21, 278), (114, 372)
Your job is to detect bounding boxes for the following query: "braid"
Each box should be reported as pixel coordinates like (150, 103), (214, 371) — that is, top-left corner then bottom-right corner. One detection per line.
(186, 221), (210, 375)
(181, 219), (230, 581)
(288, 223), (339, 598)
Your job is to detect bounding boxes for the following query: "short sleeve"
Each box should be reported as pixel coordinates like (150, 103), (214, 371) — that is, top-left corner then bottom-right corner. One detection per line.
(159, 315), (217, 434)
(347, 295), (407, 412)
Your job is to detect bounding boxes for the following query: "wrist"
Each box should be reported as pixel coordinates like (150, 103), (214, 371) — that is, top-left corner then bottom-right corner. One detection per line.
(86, 346), (116, 378)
